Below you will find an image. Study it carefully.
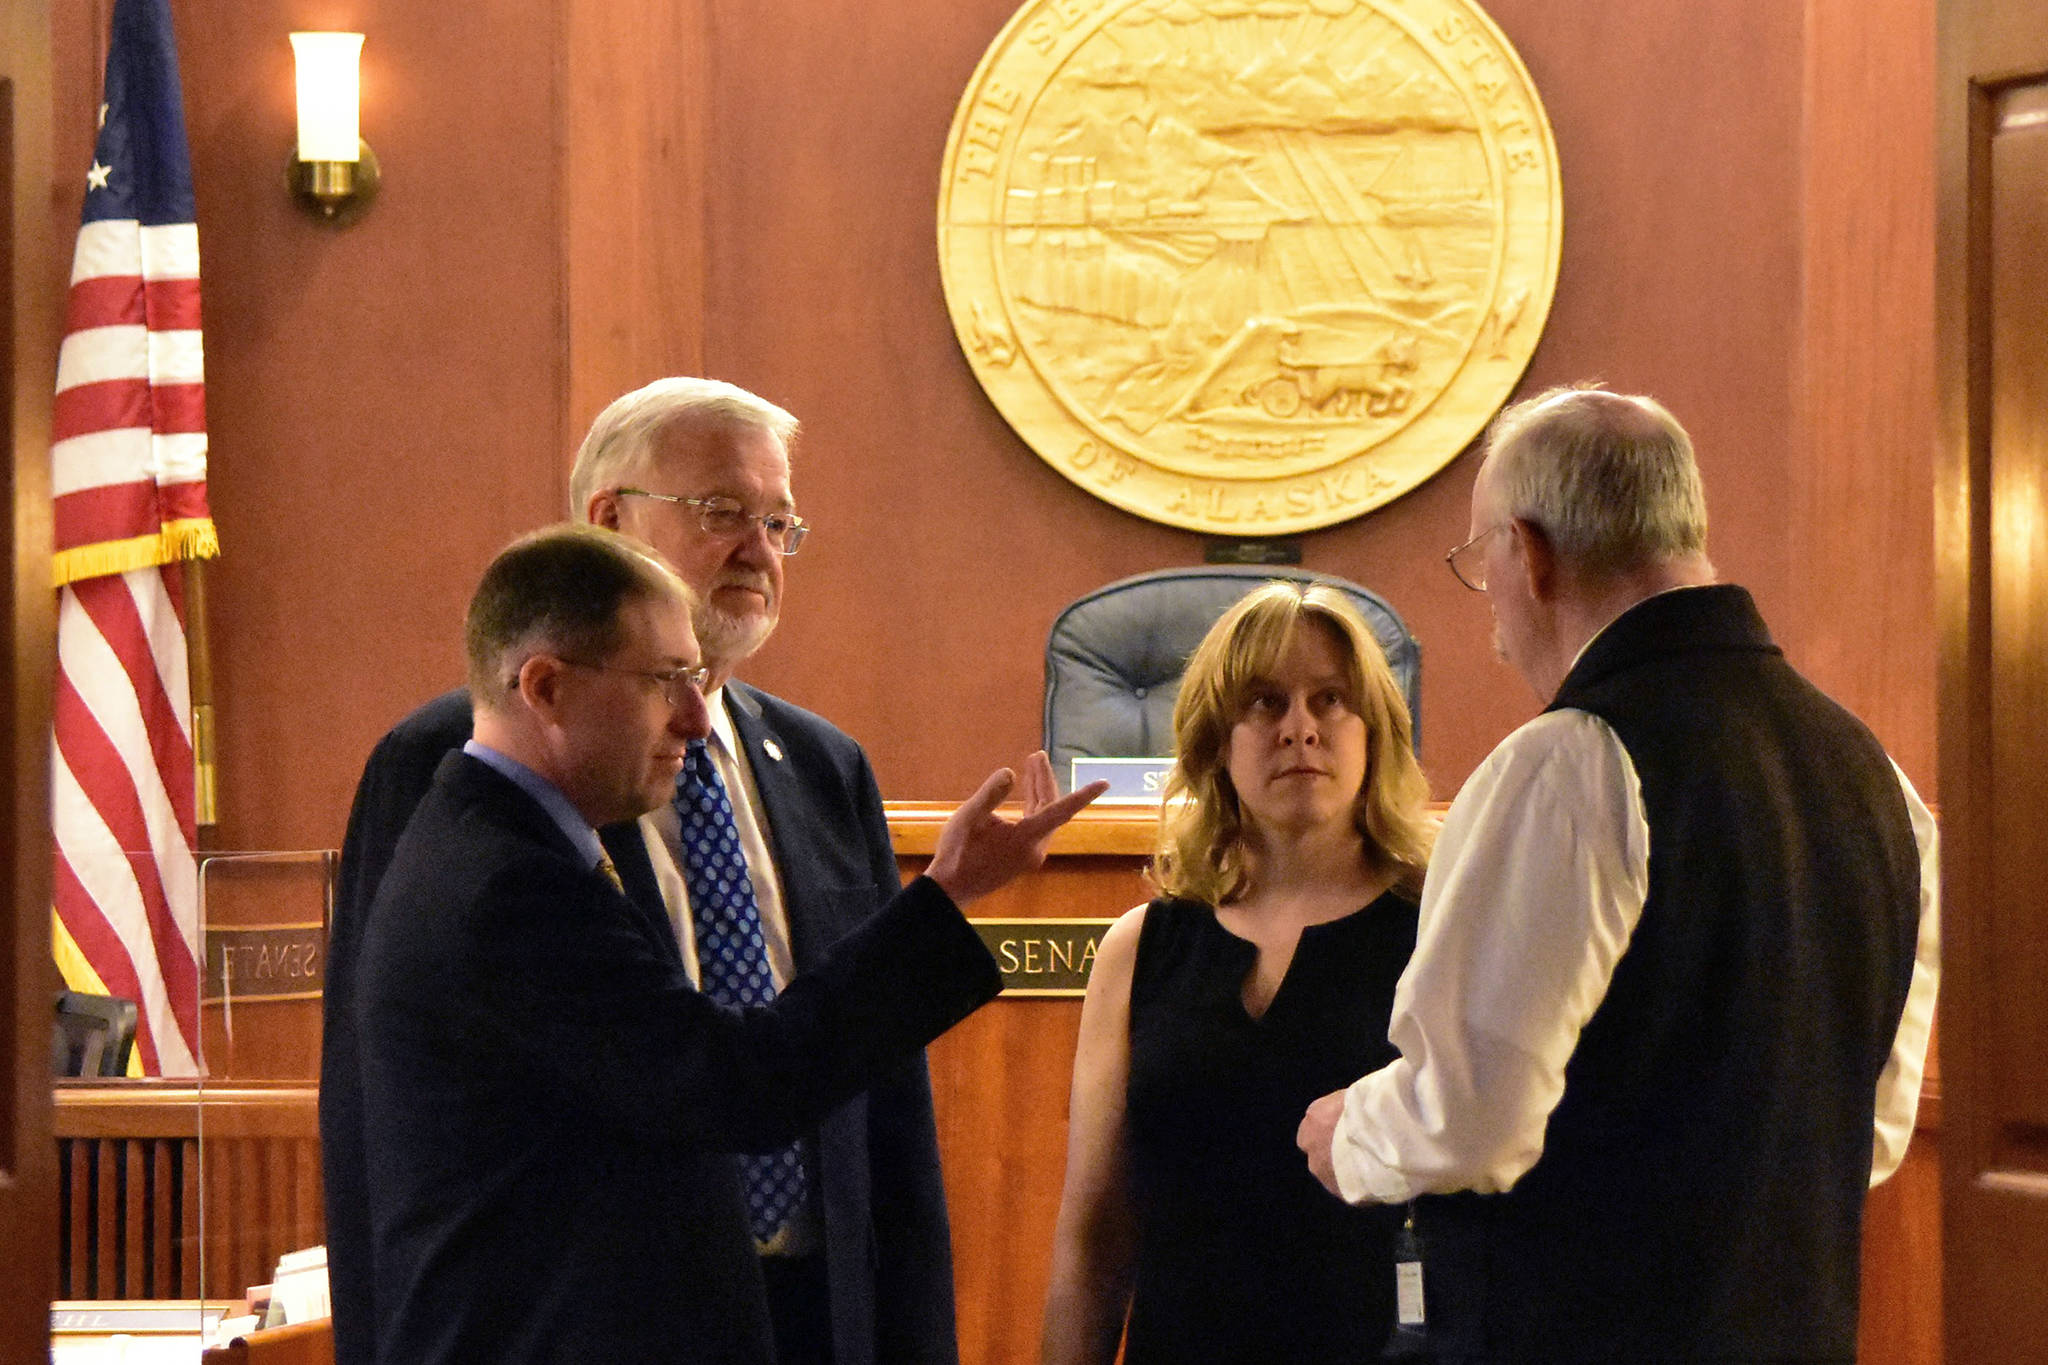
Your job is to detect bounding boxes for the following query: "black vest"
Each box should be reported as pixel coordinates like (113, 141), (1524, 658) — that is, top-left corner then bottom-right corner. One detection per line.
(1417, 585), (1920, 1364)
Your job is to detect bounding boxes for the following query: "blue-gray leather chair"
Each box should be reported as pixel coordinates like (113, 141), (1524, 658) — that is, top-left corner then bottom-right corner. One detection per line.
(1044, 566), (1421, 789)
(51, 990), (138, 1078)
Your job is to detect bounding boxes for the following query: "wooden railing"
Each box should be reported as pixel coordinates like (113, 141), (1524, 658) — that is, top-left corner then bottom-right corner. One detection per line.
(54, 1083), (322, 1303)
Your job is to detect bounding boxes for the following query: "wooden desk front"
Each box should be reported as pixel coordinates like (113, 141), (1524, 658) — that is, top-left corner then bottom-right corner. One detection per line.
(891, 804), (1155, 1365)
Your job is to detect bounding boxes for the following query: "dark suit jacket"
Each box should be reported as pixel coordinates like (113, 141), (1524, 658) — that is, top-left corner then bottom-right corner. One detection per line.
(322, 685), (964, 1365)
(350, 750), (998, 1364)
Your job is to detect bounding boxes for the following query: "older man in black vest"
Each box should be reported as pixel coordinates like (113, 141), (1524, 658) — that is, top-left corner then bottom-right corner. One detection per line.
(1298, 386), (1939, 1364)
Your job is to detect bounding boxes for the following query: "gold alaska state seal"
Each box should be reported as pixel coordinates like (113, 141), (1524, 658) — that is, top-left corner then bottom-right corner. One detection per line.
(939, 0), (1560, 535)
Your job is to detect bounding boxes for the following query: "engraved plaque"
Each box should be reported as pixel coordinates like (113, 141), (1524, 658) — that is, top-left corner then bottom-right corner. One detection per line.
(939, 0), (1561, 534)
(202, 923), (325, 1001)
(971, 918), (1115, 995)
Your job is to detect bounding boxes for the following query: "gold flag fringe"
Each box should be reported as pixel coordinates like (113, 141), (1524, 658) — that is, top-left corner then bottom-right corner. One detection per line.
(52, 517), (220, 588)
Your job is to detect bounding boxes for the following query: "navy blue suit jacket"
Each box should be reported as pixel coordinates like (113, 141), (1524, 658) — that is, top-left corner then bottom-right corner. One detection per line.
(322, 685), (964, 1365)
(346, 750), (996, 1364)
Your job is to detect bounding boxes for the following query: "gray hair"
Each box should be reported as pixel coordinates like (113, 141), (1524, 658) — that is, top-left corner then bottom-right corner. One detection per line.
(567, 378), (800, 518)
(1483, 385), (1708, 575)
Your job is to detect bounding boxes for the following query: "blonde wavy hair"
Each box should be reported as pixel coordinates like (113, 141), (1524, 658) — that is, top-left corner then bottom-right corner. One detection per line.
(1149, 582), (1433, 905)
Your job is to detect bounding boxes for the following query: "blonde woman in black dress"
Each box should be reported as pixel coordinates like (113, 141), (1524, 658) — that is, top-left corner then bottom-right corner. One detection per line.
(1042, 582), (1434, 1364)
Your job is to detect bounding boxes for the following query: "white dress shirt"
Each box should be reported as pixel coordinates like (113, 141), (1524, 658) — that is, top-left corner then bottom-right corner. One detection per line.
(1331, 708), (1941, 1205)
(635, 687), (794, 990)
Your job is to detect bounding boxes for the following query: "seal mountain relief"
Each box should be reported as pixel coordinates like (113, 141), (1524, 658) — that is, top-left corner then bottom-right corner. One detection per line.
(939, 0), (1561, 535)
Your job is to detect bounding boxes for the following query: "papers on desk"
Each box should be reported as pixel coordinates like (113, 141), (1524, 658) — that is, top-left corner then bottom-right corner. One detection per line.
(265, 1244), (331, 1327)
(51, 1301), (224, 1364)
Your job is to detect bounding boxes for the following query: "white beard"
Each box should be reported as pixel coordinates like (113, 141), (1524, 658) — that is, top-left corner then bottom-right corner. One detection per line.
(697, 600), (776, 665)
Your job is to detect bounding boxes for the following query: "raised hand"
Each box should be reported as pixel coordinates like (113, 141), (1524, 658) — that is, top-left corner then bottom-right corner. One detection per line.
(926, 752), (1109, 907)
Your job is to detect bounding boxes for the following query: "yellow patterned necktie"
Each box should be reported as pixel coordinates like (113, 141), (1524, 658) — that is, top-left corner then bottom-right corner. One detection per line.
(595, 853), (625, 894)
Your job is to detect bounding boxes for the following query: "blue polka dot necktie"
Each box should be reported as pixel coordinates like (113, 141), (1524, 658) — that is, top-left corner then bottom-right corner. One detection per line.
(674, 737), (807, 1243)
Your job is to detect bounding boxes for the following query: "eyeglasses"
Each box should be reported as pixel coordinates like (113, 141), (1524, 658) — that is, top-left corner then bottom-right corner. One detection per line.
(1445, 522), (1508, 592)
(615, 488), (810, 555)
(556, 658), (710, 708)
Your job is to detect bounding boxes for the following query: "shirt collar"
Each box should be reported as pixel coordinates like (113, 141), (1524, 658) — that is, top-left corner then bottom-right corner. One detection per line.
(462, 739), (607, 871)
(1565, 582), (1719, 677)
(703, 684), (738, 763)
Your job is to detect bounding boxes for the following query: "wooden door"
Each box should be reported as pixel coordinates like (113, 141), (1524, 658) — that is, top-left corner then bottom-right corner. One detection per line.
(1936, 3), (2048, 1357)
(4, 0), (63, 1354)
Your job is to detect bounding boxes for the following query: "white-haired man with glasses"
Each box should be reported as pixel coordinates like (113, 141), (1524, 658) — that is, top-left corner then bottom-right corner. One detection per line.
(1296, 385), (1939, 1364)
(324, 379), (1000, 1365)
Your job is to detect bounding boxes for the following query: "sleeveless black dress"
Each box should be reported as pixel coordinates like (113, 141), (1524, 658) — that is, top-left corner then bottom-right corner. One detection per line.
(1122, 891), (1418, 1363)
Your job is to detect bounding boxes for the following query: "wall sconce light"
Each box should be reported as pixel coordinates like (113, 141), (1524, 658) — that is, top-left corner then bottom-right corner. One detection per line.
(288, 32), (378, 222)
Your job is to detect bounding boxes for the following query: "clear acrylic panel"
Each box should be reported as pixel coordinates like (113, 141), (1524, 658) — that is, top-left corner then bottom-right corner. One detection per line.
(48, 849), (335, 1359)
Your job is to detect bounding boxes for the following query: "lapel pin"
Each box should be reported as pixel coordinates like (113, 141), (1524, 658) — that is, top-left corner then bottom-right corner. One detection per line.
(763, 738), (784, 762)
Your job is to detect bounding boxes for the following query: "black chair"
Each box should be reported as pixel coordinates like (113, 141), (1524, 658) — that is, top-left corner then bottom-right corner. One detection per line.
(1044, 566), (1421, 789)
(52, 990), (139, 1078)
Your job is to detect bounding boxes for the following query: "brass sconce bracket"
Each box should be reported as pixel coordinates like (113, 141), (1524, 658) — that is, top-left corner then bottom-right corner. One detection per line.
(287, 138), (380, 225)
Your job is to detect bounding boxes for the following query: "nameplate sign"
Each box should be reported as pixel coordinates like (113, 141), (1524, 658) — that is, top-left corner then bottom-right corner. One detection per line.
(971, 919), (1116, 996)
(202, 924), (325, 1002)
(1070, 757), (1174, 804)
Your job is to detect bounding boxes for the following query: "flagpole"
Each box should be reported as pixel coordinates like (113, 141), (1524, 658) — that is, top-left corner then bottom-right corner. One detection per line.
(186, 555), (217, 828)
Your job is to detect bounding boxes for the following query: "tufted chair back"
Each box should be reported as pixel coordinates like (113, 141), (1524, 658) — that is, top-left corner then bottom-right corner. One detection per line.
(1043, 567), (1421, 789)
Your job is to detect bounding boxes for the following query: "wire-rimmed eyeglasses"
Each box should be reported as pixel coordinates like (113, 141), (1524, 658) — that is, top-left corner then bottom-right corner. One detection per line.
(615, 487), (810, 555)
(555, 658), (710, 708)
(1445, 522), (1508, 592)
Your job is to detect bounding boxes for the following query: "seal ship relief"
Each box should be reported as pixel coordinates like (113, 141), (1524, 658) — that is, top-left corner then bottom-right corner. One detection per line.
(939, 0), (1560, 534)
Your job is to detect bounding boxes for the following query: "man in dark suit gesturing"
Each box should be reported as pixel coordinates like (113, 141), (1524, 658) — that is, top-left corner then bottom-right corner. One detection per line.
(322, 380), (1055, 1364)
(348, 524), (1099, 1364)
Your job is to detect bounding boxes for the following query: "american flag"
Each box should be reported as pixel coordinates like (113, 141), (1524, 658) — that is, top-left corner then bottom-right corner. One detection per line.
(50, 0), (217, 1076)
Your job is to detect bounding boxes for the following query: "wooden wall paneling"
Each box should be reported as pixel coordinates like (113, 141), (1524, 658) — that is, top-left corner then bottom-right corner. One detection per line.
(1795, 0), (1939, 791)
(1860, 1135), (1944, 1365)
(91, 0), (1946, 1023)
(26, 0), (1937, 1042)
(3, 0), (61, 1349)
(1937, 1), (2048, 1356)
(679, 0), (1863, 808)
(160, 0), (573, 857)
(562, 0), (711, 451)
(1796, 7), (1943, 1358)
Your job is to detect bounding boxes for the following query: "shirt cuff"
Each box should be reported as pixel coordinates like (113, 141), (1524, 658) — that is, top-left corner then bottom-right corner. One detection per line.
(1331, 1079), (1413, 1206)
